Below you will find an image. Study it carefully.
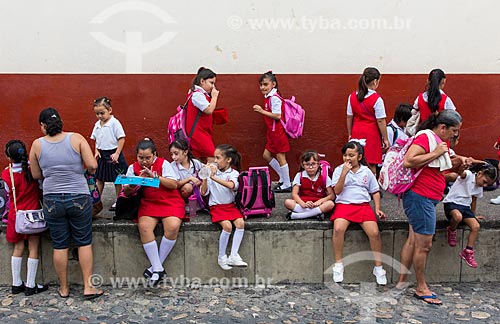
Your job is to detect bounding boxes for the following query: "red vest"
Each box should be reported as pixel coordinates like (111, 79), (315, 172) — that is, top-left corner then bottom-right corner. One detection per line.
(417, 92), (448, 122)
(2, 168), (41, 220)
(186, 91), (212, 138)
(263, 95), (285, 132)
(350, 91), (380, 123)
(299, 173), (326, 202)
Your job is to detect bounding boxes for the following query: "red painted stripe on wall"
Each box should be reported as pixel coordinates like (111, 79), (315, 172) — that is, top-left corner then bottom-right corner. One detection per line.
(0, 74), (498, 177)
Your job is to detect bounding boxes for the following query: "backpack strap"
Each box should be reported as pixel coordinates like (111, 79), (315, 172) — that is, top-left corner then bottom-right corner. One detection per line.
(186, 90), (204, 139)
(387, 123), (398, 144)
(258, 169), (273, 209)
(244, 170), (259, 209)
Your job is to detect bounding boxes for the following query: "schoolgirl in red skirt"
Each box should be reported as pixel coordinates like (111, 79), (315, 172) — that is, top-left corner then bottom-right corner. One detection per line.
(200, 144), (247, 270)
(123, 138), (185, 286)
(2, 140), (48, 295)
(253, 71), (292, 192)
(330, 141), (387, 285)
(186, 67), (219, 162)
(284, 150), (335, 220)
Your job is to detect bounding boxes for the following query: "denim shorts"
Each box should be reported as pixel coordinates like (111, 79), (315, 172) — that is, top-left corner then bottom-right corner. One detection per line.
(43, 193), (93, 249)
(402, 190), (440, 235)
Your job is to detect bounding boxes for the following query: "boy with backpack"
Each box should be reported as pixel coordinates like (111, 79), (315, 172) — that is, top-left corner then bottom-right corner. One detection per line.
(386, 103), (412, 147)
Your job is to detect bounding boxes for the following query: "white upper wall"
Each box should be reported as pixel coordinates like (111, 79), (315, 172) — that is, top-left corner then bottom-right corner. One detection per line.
(0, 0), (498, 74)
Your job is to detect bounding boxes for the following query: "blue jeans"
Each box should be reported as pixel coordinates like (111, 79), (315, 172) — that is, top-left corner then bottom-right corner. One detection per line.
(43, 193), (92, 249)
(402, 190), (440, 235)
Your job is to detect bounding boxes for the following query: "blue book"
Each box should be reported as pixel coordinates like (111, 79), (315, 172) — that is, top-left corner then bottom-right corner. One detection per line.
(114, 175), (160, 188)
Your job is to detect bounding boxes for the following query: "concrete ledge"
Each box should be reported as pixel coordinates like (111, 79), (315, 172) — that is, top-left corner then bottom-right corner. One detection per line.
(1, 185), (500, 285)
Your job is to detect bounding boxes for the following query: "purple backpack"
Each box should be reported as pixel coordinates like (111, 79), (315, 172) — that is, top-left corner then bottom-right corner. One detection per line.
(167, 91), (201, 145)
(273, 94), (305, 139)
(235, 167), (275, 219)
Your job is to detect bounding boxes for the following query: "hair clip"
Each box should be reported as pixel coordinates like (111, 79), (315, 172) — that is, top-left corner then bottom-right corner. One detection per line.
(350, 138), (366, 146)
(51, 114), (57, 118)
(17, 148), (24, 154)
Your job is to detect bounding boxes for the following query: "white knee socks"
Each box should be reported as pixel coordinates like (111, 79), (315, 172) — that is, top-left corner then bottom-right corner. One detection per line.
(291, 205), (322, 219)
(11, 256), (22, 286)
(280, 164), (291, 188)
(26, 258), (39, 288)
(219, 231), (231, 258)
(230, 228), (245, 257)
(143, 241), (163, 272)
(159, 236), (176, 264)
(269, 158), (282, 182)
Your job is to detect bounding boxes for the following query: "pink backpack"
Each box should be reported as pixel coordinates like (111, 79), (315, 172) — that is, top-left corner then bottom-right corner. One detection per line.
(273, 94), (305, 139)
(167, 92), (201, 145)
(378, 137), (422, 194)
(235, 167), (275, 219)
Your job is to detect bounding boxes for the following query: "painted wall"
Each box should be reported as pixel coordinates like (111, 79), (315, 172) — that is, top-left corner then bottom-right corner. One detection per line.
(0, 0), (499, 174)
(0, 74), (498, 175)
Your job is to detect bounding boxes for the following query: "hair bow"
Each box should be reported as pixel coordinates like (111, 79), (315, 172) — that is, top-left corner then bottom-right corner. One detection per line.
(350, 138), (366, 146)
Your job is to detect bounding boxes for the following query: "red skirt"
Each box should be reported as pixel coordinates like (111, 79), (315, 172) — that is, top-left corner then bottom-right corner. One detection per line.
(210, 203), (243, 223)
(138, 197), (187, 220)
(330, 203), (377, 223)
(6, 211), (28, 243)
(265, 123), (290, 154)
(352, 121), (382, 164)
(190, 131), (215, 160)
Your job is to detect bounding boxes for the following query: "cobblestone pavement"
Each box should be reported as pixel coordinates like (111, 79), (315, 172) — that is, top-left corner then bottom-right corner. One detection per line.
(1, 281), (499, 323)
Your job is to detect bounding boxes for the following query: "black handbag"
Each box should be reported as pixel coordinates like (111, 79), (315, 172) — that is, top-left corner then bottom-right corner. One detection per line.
(114, 186), (141, 221)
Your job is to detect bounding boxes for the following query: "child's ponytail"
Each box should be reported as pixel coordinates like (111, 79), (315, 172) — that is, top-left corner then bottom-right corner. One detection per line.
(191, 67), (217, 91)
(357, 67), (381, 102)
(5, 140), (33, 183)
(426, 68), (446, 113)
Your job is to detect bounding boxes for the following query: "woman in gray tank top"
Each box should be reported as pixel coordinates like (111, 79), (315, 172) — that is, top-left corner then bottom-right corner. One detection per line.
(29, 108), (103, 300)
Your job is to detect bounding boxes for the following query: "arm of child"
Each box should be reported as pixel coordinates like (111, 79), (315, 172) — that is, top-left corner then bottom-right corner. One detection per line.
(346, 115), (353, 140)
(253, 105), (281, 120)
(29, 139), (43, 180)
(333, 163), (351, 195)
(471, 196), (477, 215)
(376, 118), (390, 150)
(110, 137), (125, 163)
(494, 141), (499, 150)
(372, 191), (386, 219)
(291, 185), (307, 208)
(313, 186), (335, 207)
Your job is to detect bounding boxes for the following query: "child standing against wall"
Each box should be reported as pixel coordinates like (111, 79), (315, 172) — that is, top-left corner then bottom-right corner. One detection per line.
(90, 96), (127, 211)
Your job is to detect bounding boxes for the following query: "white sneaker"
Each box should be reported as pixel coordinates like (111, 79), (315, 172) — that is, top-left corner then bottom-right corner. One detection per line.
(332, 263), (344, 283)
(373, 266), (387, 285)
(490, 196), (500, 204)
(218, 255), (233, 270)
(227, 254), (248, 267)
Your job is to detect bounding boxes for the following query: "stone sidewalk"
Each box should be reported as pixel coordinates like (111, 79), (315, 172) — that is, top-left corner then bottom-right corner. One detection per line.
(1, 281), (499, 323)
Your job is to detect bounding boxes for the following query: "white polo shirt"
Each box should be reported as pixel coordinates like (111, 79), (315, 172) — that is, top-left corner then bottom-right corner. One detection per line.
(171, 159), (203, 180)
(191, 85), (210, 111)
(346, 90), (386, 119)
(90, 116), (126, 150)
(331, 164), (380, 204)
(292, 170), (333, 187)
(125, 158), (178, 180)
(443, 170), (483, 206)
(203, 167), (239, 206)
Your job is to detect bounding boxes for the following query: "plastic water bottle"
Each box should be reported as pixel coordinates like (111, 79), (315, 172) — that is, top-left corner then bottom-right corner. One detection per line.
(188, 195), (197, 218)
(198, 165), (212, 180)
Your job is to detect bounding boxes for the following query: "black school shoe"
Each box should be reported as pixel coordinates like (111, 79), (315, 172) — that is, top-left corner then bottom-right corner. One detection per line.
(12, 282), (25, 294)
(273, 185), (292, 193)
(25, 284), (49, 296)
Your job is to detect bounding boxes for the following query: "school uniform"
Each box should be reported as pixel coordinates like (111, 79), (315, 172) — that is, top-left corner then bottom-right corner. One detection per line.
(125, 157), (185, 219)
(413, 90), (456, 122)
(292, 170), (333, 202)
(90, 116), (128, 182)
(186, 85), (215, 159)
(443, 170), (483, 220)
(264, 88), (290, 154)
(1, 164), (42, 243)
(171, 159), (203, 180)
(203, 167), (242, 223)
(347, 90), (387, 164)
(330, 164), (380, 223)
(386, 120), (408, 147)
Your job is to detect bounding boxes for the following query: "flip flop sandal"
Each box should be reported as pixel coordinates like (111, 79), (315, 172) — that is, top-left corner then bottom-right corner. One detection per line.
(413, 293), (442, 305)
